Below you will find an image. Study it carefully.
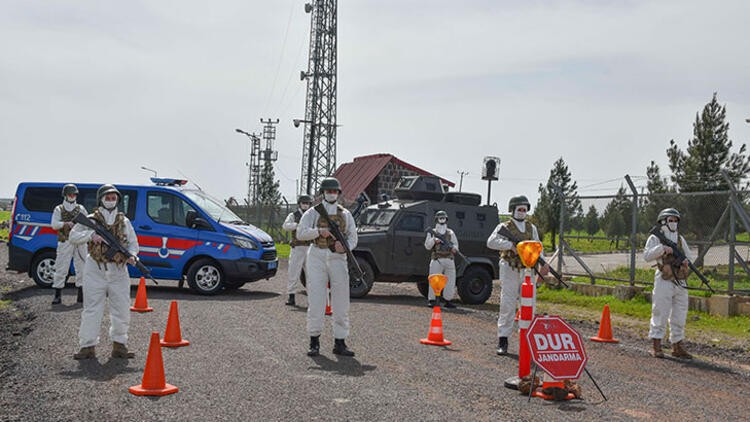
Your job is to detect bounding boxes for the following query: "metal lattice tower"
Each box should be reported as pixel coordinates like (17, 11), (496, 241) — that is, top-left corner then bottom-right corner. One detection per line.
(248, 132), (261, 205)
(298, 0), (337, 195)
(260, 118), (280, 163)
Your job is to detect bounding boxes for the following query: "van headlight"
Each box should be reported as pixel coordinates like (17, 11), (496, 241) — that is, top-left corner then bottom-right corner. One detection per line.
(230, 235), (258, 250)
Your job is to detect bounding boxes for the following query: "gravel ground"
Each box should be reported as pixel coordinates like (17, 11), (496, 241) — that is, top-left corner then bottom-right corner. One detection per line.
(2, 242), (750, 421)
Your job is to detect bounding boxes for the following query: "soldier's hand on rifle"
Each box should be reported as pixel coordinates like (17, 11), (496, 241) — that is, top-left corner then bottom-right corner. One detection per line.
(663, 246), (673, 255)
(434, 237), (442, 245)
(451, 247), (457, 254)
(127, 256), (136, 266)
(319, 228), (332, 238)
(334, 241), (345, 253)
(64, 221), (74, 229)
(92, 234), (104, 244)
(538, 263), (550, 276)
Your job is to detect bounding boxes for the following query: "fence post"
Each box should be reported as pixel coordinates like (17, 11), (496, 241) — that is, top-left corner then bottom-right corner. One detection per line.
(556, 185), (565, 276)
(729, 199), (736, 295)
(624, 175), (638, 286)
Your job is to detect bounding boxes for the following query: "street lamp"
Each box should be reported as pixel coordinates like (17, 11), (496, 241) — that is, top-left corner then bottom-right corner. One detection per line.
(140, 166), (158, 178)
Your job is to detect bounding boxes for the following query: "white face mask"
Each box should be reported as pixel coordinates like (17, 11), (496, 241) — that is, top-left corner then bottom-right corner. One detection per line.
(300, 203), (310, 211)
(65, 195), (76, 203)
(437, 218), (447, 225)
(102, 200), (118, 210)
(324, 193), (338, 203)
(513, 211), (527, 221)
(667, 222), (678, 232)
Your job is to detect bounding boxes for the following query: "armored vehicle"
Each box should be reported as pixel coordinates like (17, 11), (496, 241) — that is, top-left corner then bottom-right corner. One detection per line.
(349, 175), (499, 304)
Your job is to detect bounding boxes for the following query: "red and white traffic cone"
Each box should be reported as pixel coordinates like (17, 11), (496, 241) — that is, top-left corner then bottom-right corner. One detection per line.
(504, 268), (536, 389)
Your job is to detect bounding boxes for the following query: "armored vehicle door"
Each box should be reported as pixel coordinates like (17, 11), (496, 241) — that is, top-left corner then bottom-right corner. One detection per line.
(390, 211), (430, 275)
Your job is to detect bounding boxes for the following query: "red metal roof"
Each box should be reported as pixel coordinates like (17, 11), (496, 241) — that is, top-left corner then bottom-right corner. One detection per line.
(333, 153), (455, 203)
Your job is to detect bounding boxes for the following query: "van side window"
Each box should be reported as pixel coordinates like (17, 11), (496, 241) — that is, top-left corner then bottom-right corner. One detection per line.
(396, 214), (424, 232)
(148, 192), (196, 227)
(22, 187), (136, 220)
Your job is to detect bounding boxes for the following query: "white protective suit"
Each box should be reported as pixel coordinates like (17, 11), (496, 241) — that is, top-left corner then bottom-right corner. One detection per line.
(282, 209), (309, 295)
(69, 208), (138, 348)
(424, 225), (459, 301)
(296, 202), (357, 339)
(51, 201), (88, 288)
(643, 226), (693, 343)
(486, 218), (542, 338)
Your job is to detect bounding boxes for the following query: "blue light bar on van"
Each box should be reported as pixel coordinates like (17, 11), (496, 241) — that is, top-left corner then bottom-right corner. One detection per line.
(151, 178), (188, 186)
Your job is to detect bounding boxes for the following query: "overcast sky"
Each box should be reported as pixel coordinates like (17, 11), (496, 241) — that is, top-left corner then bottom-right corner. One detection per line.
(2, 1), (750, 211)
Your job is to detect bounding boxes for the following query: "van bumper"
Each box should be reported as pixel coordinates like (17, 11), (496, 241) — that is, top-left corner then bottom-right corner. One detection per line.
(220, 258), (278, 283)
(7, 243), (32, 273)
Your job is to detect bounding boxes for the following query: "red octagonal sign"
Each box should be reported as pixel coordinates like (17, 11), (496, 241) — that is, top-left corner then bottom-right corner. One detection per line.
(526, 315), (588, 380)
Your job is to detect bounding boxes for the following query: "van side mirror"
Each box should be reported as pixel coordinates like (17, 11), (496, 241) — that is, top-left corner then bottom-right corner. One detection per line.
(186, 210), (212, 230)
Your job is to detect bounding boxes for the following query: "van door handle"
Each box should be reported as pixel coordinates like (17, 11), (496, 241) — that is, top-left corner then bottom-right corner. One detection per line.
(139, 225), (152, 230)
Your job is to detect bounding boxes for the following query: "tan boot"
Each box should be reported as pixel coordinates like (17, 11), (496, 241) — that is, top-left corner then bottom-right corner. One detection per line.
(73, 346), (96, 360)
(651, 338), (664, 358)
(672, 341), (693, 359)
(112, 342), (135, 359)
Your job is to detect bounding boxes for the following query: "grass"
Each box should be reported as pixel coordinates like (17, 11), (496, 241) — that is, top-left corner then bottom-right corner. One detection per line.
(275, 243), (290, 259)
(0, 210), (9, 241)
(536, 285), (750, 342)
(0, 299), (12, 311)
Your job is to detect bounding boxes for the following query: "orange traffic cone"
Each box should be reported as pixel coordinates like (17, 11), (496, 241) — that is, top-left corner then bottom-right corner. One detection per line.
(590, 304), (619, 343)
(130, 277), (153, 313)
(160, 301), (190, 347)
(420, 305), (452, 346)
(129, 332), (179, 396)
(514, 309), (520, 322)
(325, 282), (332, 315)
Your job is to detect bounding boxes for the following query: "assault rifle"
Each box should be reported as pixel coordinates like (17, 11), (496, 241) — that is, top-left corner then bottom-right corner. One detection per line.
(648, 226), (714, 293)
(496, 225), (568, 288)
(315, 204), (366, 288)
(73, 213), (159, 285)
(426, 228), (469, 264)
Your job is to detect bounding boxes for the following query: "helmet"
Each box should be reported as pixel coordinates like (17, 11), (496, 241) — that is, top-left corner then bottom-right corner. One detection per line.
(297, 194), (313, 204)
(318, 177), (341, 193)
(62, 184), (79, 197)
(434, 210), (448, 222)
(657, 208), (680, 223)
(97, 184), (121, 204)
(508, 195), (531, 213)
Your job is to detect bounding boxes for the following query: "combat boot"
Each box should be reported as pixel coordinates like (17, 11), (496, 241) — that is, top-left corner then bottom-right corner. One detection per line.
(651, 338), (664, 358)
(76, 287), (83, 304)
(111, 342), (135, 359)
(307, 336), (320, 356)
(73, 346), (96, 360)
(286, 294), (296, 306)
(333, 338), (355, 357)
(51, 288), (62, 305)
(671, 341), (692, 359)
(496, 337), (509, 355)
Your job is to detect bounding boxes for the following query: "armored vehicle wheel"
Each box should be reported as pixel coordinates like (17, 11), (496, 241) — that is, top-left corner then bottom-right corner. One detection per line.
(31, 250), (57, 288)
(457, 266), (493, 304)
(186, 258), (224, 295)
(349, 257), (374, 298)
(416, 281), (429, 298)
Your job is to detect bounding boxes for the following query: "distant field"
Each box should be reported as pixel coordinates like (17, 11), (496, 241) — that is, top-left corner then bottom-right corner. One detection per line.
(0, 210), (9, 241)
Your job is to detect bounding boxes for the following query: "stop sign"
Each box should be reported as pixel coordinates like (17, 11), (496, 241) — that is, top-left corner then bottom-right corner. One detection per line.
(526, 315), (588, 380)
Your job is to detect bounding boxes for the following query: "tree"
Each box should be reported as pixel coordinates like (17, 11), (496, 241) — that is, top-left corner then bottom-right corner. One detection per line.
(600, 186), (631, 248)
(666, 93), (750, 241)
(258, 160), (281, 207)
(534, 157), (583, 250)
(640, 160), (673, 232)
(584, 205), (599, 239)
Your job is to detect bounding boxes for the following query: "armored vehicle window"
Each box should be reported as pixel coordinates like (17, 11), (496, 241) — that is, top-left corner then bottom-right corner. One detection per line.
(360, 209), (396, 227)
(147, 192), (196, 227)
(396, 214), (424, 232)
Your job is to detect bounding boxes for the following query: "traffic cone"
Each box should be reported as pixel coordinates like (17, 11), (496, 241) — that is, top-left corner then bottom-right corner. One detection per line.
(130, 277), (153, 312)
(590, 304), (619, 343)
(325, 282), (332, 316)
(420, 305), (452, 346)
(514, 309), (520, 322)
(532, 373), (575, 401)
(129, 332), (179, 396)
(160, 301), (190, 347)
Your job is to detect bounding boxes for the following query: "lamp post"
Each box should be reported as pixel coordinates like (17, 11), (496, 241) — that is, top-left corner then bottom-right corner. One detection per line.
(235, 128), (262, 224)
(140, 166), (158, 180)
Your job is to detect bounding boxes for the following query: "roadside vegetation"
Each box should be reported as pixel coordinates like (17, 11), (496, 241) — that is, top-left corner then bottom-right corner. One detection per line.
(0, 210), (9, 241)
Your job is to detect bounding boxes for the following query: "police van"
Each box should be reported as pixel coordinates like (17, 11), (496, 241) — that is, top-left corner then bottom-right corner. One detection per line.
(6, 178), (278, 295)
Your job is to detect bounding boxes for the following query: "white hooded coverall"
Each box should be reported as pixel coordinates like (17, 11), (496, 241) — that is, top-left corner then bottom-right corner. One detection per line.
(51, 201), (88, 288)
(486, 219), (541, 338)
(424, 225), (459, 301)
(296, 202), (357, 339)
(282, 209), (309, 295)
(69, 208), (138, 348)
(643, 227), (693, 343)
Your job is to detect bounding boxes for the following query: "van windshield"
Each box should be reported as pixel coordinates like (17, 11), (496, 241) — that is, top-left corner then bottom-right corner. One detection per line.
(184, 190), (246, 224)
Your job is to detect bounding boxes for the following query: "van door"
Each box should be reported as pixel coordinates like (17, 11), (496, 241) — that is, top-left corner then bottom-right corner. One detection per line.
(391, 212), (430, 275)
(137, 191), (201, 279)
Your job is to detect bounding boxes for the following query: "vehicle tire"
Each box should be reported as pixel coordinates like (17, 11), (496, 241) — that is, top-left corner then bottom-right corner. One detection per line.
(349, 257), (374, 298)
(31, 250), (57, 288)
(457, 265), (493, 305)
(416, 280), (429, 298)
(186, 258), (224, 295)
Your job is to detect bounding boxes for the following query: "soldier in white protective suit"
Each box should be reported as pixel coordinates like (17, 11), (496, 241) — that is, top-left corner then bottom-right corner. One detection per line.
(69, 184), (138, 360)
(296, 177), (357, 357)
(281, 194), (313, 306)
(644, 208), (693, 359)
(50, 184), (88, 305)
(486, 195), (548, 356)
(423, 210), (459, 308)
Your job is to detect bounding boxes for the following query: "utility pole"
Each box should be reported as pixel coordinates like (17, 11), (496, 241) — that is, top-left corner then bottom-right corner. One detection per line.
(235, 128), (262, 206)
(260, 118), (280, 164)
(457, 171), (468, 192)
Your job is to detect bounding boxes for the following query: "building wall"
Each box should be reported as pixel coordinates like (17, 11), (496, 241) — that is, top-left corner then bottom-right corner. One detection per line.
(367, 160), (422, 201)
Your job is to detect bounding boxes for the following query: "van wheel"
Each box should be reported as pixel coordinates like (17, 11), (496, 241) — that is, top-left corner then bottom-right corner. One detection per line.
(186, 259), (224, 295)
(416, 281), (429, 298)
(349, 257), (374, 298)
(457, 266), (493, 305)
(31, 251), (57, 288)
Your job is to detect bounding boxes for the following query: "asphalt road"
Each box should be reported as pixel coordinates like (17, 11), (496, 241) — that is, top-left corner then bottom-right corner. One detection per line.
(2, 249), (750, 421)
